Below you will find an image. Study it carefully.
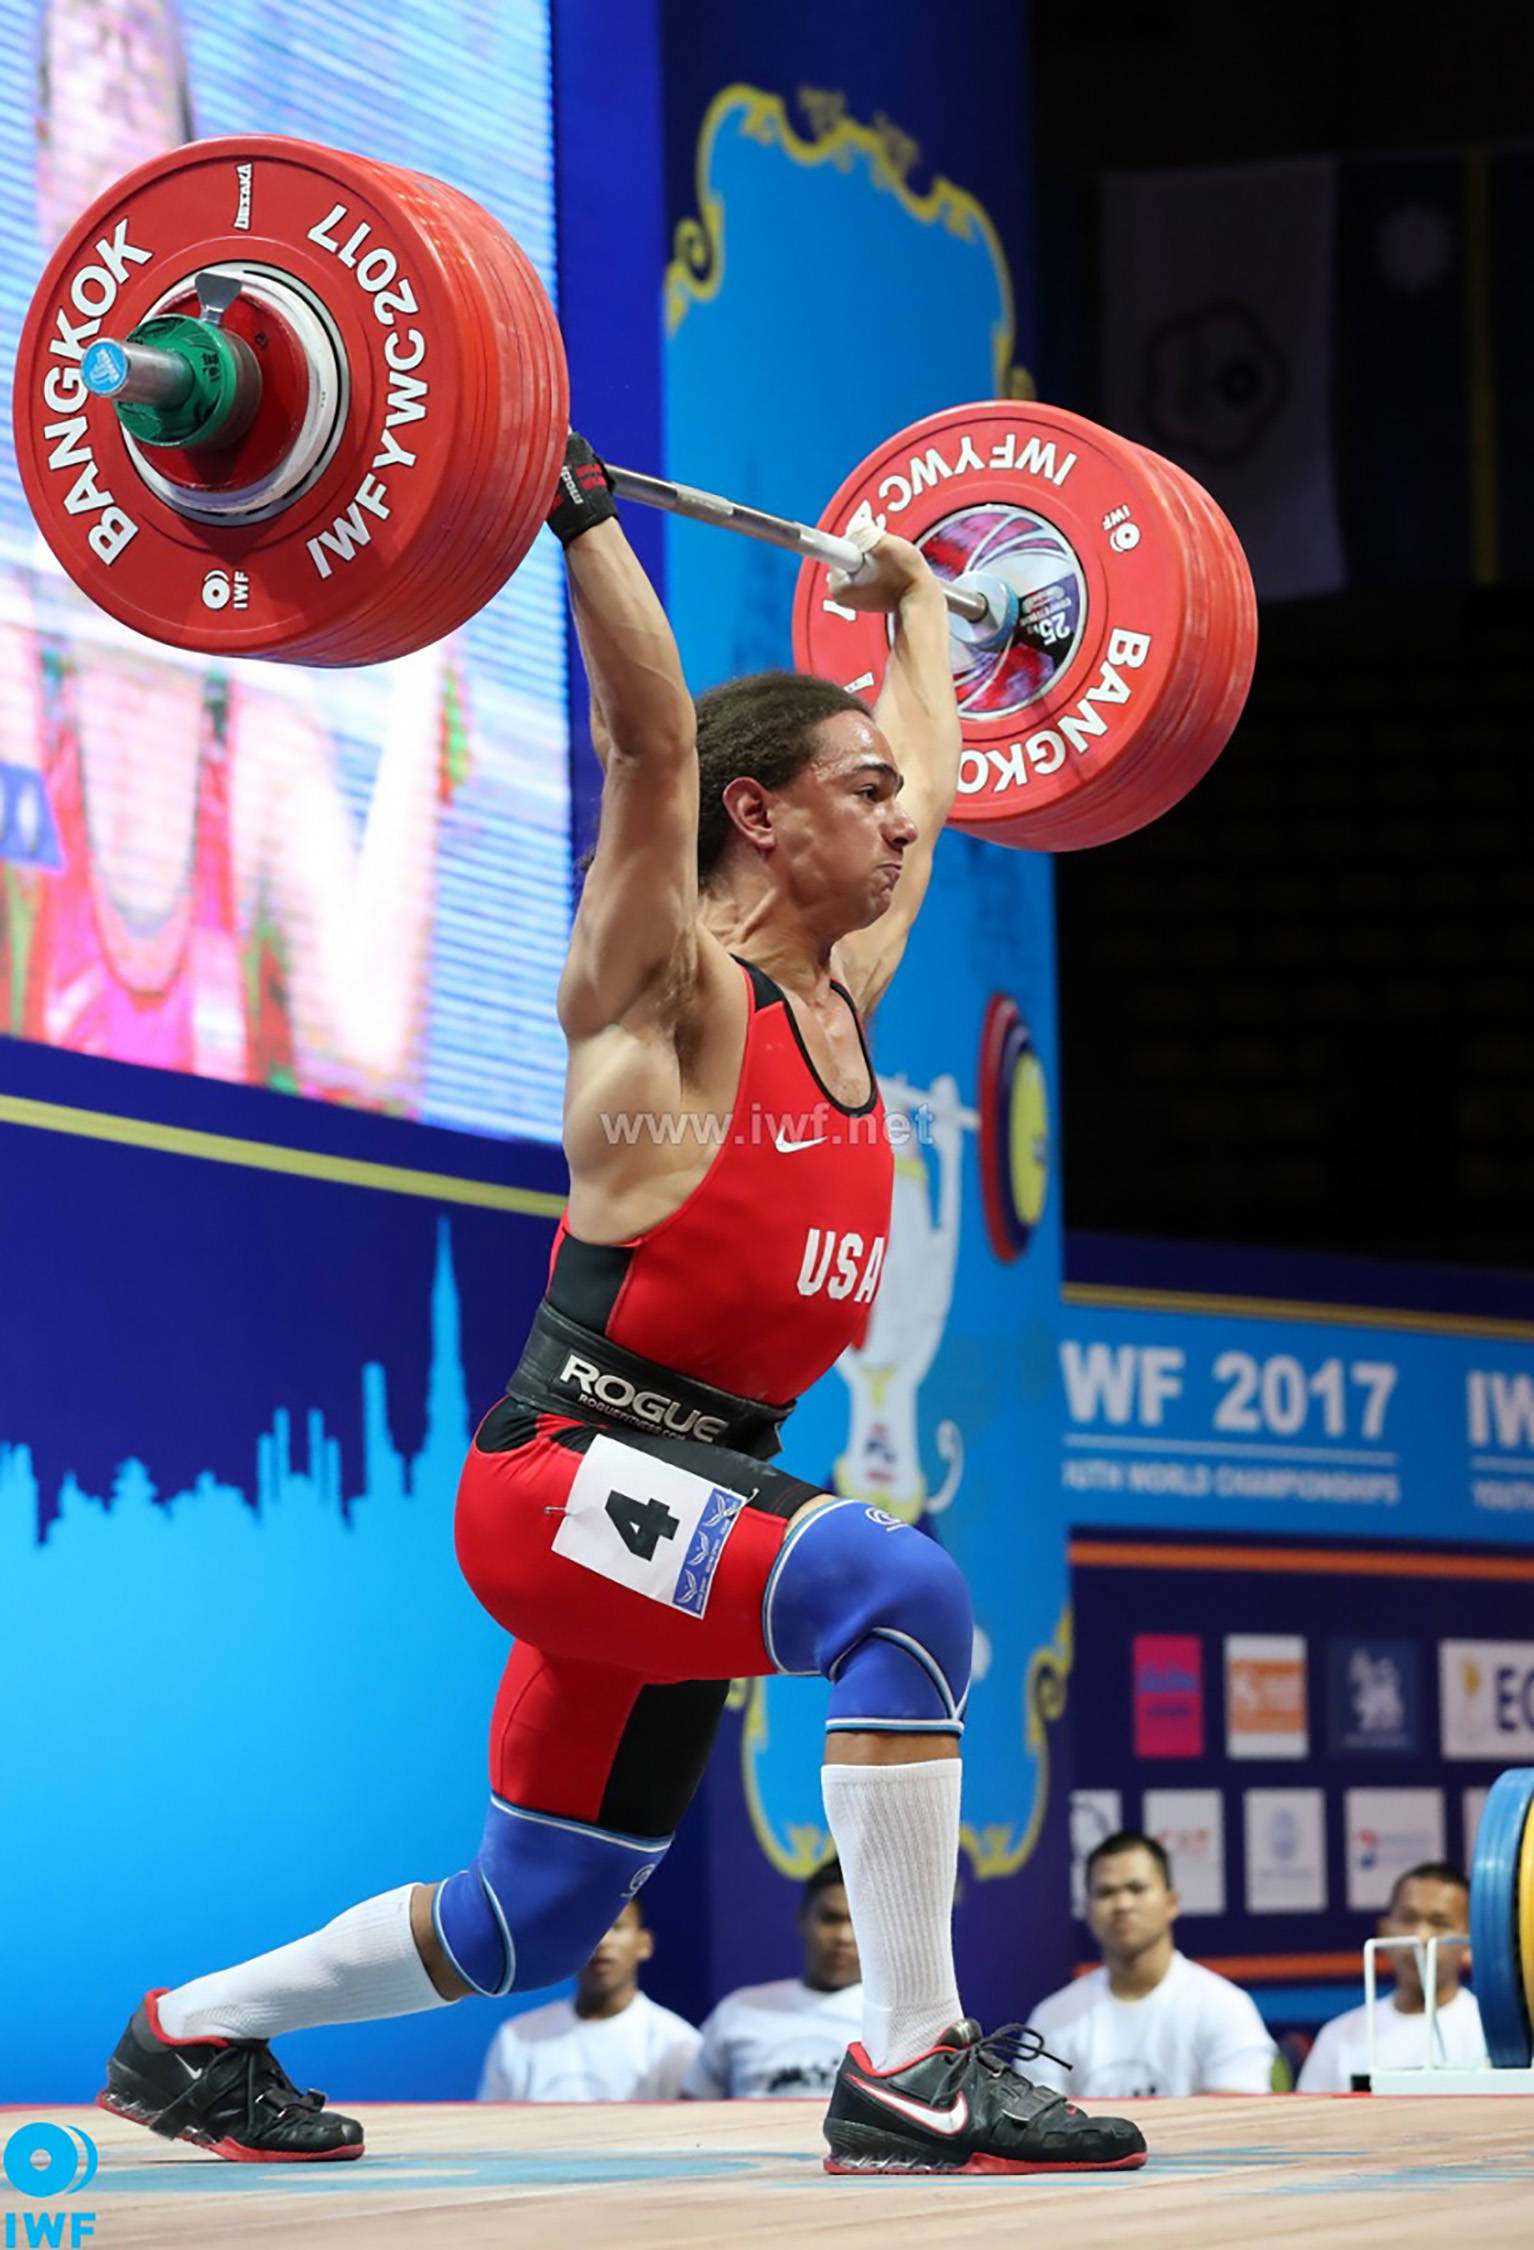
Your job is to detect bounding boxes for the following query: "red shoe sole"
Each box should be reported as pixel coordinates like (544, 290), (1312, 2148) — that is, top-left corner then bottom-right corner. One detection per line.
(824, 2149), (1148, 2176)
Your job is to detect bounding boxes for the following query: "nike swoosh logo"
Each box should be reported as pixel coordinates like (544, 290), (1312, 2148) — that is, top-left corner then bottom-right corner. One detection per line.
(775, 1133), (827, 1153)
(860, 2082), (969, 2136)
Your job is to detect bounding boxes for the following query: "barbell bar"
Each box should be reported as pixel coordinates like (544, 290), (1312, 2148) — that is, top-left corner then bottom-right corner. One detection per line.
(14, 131), (1257, 848)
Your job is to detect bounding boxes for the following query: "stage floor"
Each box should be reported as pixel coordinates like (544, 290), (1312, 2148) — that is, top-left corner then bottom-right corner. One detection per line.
(17, 2093), (1534, 2249)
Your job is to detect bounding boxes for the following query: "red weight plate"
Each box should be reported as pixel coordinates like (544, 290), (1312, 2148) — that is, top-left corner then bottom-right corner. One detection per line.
(304, 165), (505, 663)
(978, 993), (1023, 1264)
(975, 441), (1249, 851)
(986, 442), (1214, 852)
(329, 166), (564, 663)
(12, 135), (546, 663)
(1080, 448), (1253, 842)
(1022, 443), (1220, 848)
(426, 175), (566, 639)
(790, 402), (1202, 841)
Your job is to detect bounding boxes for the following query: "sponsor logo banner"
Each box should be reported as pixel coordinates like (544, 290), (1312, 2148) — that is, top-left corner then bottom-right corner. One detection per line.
(1244, 1788), (1327, 1913)
(1438, 1639), (1534, 1759)
(1133, 1632), (1204, 1757)
(1344, 1787), (1446, 1911)
(1143, 1787), (1226, 1915)
(1327, 1637), (1420, 1755)
(1070, 1789), (1123, 1920)
(1226, 1633), (1309, 1759)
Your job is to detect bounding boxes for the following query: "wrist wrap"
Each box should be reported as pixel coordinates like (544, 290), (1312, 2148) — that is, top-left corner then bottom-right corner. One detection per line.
(547, 430), (617, 547)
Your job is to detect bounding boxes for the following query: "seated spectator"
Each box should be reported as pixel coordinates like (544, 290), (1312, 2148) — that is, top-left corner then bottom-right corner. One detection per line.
(1027, 1829), (1277, 2097)
(681, 1859), (861, 2098)
(1297, 1861), (1484, 2090)
(477, 1897), (699, 2100)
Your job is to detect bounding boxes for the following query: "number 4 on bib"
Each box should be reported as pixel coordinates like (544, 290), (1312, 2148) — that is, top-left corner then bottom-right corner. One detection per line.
(605, 1488), (680, 1561)
(554, 1434), (749, 1617)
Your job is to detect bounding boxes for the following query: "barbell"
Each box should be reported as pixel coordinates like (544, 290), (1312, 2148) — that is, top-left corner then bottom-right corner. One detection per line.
(14, 133), (1257, 852)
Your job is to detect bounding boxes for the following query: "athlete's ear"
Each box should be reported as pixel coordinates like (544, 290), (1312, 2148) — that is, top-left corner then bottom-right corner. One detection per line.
(636, 1926), (655, 1966)
(721, 776), (775, 856)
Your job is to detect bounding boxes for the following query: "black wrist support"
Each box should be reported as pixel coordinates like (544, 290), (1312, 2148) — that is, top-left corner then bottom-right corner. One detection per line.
(547, 430), (617, 547)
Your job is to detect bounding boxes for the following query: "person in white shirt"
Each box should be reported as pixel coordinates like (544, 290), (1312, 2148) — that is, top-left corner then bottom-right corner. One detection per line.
(682, 1859), (863, 2098)
(1297, 1861), (1484, 2090)
(1027, 1830), (1277, 2099)
(477, 1896), (699, 2100)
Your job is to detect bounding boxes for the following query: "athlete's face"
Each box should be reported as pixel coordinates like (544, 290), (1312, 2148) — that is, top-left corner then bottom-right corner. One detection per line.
(1379, 1876), (1468, 2008)
(575, 1900), (653, 2011)
(800, 1882), (860, 1992)
(771, 711), (918, 931)
(1086, 1848), (1179, 1970)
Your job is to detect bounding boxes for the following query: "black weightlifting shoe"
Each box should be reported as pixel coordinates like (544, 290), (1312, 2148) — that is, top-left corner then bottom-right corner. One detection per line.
(823, 2019), (1147, 2175)
(96, 1991), (364, 2162)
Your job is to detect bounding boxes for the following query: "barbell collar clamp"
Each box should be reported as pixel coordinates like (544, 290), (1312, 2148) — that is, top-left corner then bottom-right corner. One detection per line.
(81, 315), (262, 453)
(81, 336), (194, 410)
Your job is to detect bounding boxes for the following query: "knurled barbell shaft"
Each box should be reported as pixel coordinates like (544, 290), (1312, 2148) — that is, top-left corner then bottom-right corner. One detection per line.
(607, 462), (993, 627)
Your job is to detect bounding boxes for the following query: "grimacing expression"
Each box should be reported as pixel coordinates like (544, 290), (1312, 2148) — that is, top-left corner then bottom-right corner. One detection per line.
(768, 711), (918, 925)
(801, 1882), (860, 1992)
(1086, 1847), (1178, 1962)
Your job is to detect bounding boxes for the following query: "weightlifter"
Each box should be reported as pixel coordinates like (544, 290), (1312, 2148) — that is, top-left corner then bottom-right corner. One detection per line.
(97, 436), (1146, 2178)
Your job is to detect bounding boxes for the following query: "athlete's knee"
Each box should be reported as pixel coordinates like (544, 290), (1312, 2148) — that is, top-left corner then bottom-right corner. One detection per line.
(762, 1500), (973, 1736)
(433, 1799), (669, 1998)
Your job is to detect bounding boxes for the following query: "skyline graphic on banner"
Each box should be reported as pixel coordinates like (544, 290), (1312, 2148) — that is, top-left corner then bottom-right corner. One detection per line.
(0, 1219), (471, 1550)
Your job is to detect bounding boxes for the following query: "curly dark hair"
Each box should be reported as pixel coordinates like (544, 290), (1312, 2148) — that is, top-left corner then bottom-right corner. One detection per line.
(694, 671), (870, 884)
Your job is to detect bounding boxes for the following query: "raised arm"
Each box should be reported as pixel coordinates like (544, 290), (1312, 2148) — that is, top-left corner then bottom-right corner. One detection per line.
(829, 530), (962, 1015)
(552, 438), (700, 1042)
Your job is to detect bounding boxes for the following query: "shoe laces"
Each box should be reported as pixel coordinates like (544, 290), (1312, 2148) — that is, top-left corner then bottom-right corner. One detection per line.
(968, 2022), (1069, 2077)
(193, 2041), (327, 2132)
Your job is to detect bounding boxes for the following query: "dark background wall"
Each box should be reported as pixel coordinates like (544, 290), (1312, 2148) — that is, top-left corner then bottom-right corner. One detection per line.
(1032, 0), (1534, 1271)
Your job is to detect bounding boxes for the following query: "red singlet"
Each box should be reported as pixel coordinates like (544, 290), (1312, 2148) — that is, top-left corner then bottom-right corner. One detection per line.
(546, 958), (894, 1405)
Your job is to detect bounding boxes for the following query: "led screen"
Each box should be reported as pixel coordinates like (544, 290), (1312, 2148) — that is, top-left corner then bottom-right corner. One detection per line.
(0, 0), (568, 1139)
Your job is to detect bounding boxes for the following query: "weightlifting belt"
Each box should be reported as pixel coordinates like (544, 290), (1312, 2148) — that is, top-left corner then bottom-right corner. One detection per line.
(507, 1300), (794, 1462)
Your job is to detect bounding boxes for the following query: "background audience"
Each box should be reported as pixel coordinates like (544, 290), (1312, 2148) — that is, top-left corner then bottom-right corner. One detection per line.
(1027, 1830), (1278, 2097)
(681, 1858), (862, 2098)
(477, 1896), (699, 2101)
(1297, 1861), (1485, 2089)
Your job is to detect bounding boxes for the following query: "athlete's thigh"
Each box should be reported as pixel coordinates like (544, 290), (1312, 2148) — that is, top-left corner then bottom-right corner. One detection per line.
(487, 1638), (730, 1835)
(457, 1399), (826, 1682)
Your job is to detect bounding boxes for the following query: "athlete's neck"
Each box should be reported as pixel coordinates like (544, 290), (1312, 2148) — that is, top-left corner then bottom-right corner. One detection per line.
(699, 879), (843, 996)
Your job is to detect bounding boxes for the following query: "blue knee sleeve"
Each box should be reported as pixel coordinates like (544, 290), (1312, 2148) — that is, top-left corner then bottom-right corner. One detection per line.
(434, 1798), (669, 1998)
(761, 1499), (973, 1735)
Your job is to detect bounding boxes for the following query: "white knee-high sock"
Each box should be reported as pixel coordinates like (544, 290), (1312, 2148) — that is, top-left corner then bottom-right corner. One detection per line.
(821, 1757), (965, 2072)
(154, 1885), (452, 2042)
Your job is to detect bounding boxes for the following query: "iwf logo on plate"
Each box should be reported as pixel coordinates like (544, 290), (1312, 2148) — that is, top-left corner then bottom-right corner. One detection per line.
(1439, 1641), (1534, 1760)
(2, 2122), (97, 2247)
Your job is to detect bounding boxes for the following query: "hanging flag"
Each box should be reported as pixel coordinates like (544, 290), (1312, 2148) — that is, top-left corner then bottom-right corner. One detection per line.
(1103, 157), (1345, 601)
